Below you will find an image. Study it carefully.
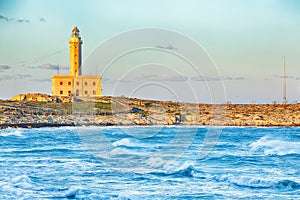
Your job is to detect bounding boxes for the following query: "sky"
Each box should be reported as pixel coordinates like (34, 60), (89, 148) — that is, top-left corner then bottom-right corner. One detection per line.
(0, 0), (300, 103)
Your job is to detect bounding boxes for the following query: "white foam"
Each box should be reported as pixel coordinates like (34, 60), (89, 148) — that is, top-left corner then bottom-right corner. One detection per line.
(112, 138), (137, 147)
(0, 129), (23, 137)
(1, 184), (26, 199)
(110, 147), (133, 155)
(64, 186), (81, 198)
(0, 176), (32, 199)
(116, 190), (139, 200)
(161, 162), (197, 176)
(215, 174), (300, 190)
(146, 157), (166, 168)
(216, 174), (273, 188)
(249, 135), (300, 156)
(11, 175), (33, 190)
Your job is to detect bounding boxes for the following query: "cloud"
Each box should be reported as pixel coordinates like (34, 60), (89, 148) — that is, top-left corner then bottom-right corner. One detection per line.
(0, 65), (10, 72)
(16, 19), (30, 23)
(106, 74), (188, 83)
(0, 74), (31, 81)
(234, 77), (245, 80)
(38, 64), (59, 70)
(30, 64), (68, 70)
(155, 44), (178, 51)
(0, 64), (68, 72)
(192, 75), (245, 81)
(274, 74), (294, 79)
(139, 74), (188, 82)
(0, 14), (8, 21)
(0, 14), (30, 23)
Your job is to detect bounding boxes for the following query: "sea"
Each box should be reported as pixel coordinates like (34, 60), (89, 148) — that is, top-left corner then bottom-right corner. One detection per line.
(0, 126), (299, 199)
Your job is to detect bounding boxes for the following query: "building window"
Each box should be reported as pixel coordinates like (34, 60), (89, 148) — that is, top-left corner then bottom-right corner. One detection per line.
(76, 81), (79, 86)
(93, 82), (96, 86)
(68, 91), (71, 96)
(76, 89), (79, 96)
(60, 90), (63, 95)
(85, 82), (87, 86)
(85, 91), (88, 95)
(68, 81), (71, 86)
(75, 62), (77, 65)
(93, 90), (96, 95)
(60, 82), (63, 85)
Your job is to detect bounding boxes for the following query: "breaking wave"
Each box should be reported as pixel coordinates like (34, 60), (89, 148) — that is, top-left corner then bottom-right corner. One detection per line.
(214, 175), (300, 190)
(64, 186), (81, 198)
(249, 135), (300, 156)
(151, 163), (199, 177)
(112, 138), (137, 147)
(0, 129), (23, 137)
(0, 175), (34, 199)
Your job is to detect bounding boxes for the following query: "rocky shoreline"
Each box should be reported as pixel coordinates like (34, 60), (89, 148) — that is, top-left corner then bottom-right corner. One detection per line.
(1, 96), (300, 129)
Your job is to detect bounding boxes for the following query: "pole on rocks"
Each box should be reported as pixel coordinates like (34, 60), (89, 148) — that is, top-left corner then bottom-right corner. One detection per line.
(283, 56), (287, 104)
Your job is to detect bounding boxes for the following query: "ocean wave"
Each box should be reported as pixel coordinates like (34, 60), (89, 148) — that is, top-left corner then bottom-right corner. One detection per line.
(0, 175), (34, 199)
(214, 175), (300, 190)
(151, 163), (199, 177)
(0, 129), (23, 137)
(10, 147), (75, 154)
(11, 175), (33, 190)
(0, 182), (28, 199)
(110, 147), (134, 156)
(112, 138), (136, 147)
(64, 186), (81, 198)
(111, 138), (152, 149)
(249, 135), (300, 156)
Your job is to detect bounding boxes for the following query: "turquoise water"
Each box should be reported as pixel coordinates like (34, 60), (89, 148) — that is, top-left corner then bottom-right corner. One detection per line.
(0, 126), (299, 199)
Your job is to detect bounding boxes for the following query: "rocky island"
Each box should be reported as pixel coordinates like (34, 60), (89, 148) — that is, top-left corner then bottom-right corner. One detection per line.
(0, 93), (299, 129)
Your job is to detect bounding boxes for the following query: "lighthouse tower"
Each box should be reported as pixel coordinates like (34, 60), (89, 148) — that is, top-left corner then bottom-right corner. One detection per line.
(69, 27), (82, 76)
(51, 27), (102, 98)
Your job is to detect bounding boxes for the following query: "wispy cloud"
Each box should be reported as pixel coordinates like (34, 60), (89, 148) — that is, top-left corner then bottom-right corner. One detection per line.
(0, 64), (67, 72)
(192, 75), (245, 81)
(155, 44), (178, 51)
(0, 14), (30, 23)
(115, 74), (244, 82)
(39, 17), (46, 22)
(0, 14), (8, 21)
(133, 73), (188, 82)
(273, 74), (294, 79)
(0, 74), (31, 81)
(145, 74), (187, 82)
(30, 64), (68, 70)
(0, 65), (10, 72)
(16, 19), (30, 23)
(233, 77), (245, 80)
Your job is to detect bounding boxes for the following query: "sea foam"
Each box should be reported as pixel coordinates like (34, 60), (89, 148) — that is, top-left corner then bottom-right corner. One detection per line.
(64, 186), (81, 198)
(249, 135), (300, 156)
(214, 174), (300, 190)
(0, 129), (23, 137)
(112, 138), (136, 147)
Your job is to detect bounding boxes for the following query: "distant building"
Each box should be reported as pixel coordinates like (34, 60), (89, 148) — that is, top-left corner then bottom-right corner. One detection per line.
(52, 27), (102, 97)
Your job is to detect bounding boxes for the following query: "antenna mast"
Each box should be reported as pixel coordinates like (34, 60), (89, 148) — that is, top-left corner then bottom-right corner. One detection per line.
(283, 56), (287, 104)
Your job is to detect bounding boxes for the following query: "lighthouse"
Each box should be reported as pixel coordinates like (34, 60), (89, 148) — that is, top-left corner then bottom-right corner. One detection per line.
(51, 27), (102, 98)
(69, 27), (82, 76)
